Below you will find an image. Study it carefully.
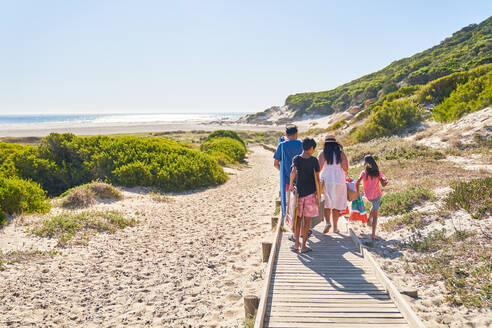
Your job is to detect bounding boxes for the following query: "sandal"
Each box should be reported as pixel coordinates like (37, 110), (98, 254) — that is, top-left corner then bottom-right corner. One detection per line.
(301, 247), (312, 253)
(290, 246), (298, 252)
(323, 224), (331, 234)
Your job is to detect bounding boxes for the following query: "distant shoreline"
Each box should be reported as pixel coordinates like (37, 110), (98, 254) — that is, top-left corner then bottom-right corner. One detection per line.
(0, 121), (281, 137)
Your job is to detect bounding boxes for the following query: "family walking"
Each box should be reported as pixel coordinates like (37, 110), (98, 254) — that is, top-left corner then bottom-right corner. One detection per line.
(274, 124), (388, 252)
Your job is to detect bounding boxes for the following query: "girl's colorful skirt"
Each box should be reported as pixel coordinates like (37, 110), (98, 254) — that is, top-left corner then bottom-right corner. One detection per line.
(349, 195), (368, 223)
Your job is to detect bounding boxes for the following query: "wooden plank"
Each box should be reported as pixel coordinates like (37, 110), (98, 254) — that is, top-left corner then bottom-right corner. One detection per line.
(268, 307), (400, 312)
(267, 317), (408, 324)
(269, 295), (391, 301)
(266, 324), (409, 328)
(271, 286), (385, 291)
(269, 291), (389, 296)
(267, 312), (404, 318)
(267, 302), (398, 308)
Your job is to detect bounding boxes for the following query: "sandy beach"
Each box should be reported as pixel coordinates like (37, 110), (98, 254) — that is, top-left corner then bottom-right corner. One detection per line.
(0, 121), (280, 138)
(0, 145), (278, 327)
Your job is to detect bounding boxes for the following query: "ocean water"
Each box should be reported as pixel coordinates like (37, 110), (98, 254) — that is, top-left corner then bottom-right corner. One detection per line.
(0, 112), (249, 126)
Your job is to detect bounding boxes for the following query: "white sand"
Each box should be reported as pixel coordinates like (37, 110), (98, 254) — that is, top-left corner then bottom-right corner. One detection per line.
(0, 146), (278, 327)
(0, 122), (280, 137)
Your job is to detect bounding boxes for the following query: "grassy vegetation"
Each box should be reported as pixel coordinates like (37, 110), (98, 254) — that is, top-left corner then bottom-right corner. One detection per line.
(380, 212), (426, 231)
(345, 137), (445, 164)
(379, 187), (433, 216)
(402, 229), (491, 308)
(444, 177), (492, 220)
(280, 17), (491, 118)
(60, 181), (122, 209)
(30, 210), (138, 246)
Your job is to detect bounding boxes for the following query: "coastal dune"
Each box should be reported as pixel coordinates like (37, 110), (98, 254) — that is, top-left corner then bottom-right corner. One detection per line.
(0, 146), (278, 327)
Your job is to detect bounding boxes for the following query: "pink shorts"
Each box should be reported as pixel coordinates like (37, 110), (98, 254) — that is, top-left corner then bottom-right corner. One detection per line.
(297, 193), (319, 218)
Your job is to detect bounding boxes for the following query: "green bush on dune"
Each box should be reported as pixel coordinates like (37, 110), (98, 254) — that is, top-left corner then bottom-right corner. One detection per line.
(353, 98), (423, 143)
(200, 130), (247, 164)
(0, 175), (50, 219)
(201, 137), (247, 163)
(0, 133), (228, 196)
(205, 130), (245, 145)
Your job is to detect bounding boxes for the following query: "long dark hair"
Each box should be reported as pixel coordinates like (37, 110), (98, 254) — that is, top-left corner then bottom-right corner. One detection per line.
(364, 155), (380, 178)
(323, 141), (341, 165)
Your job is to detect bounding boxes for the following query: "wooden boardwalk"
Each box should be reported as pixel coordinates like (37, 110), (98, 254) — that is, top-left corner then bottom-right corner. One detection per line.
(261, 224), (410, 328)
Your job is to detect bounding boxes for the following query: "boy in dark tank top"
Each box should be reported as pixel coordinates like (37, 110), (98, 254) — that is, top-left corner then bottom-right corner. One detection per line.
(288, 138), (320, 253)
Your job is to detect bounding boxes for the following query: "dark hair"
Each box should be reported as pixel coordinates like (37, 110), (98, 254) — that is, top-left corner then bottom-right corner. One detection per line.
(364, 155), (380, 178)
(302, 138), (316, 151)
(323, 141), (341, 165)
(286, 126), (298, 136)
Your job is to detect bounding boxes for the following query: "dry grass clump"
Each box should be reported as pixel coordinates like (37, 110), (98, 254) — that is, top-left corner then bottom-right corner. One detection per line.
(150, 192), (175, 203)
(30, 210), (137, 246)
(345, 136), (444, 165)
(379, 187), (434, 216)
(60, 181), (122, 209)
(444, 177), (491, 220)
(0, 249), (61, 270)
(381, 212), (427, 231)
(401, 229), (491, 308)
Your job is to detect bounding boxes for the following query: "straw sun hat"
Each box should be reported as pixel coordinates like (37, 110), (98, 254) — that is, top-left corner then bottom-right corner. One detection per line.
(324, 134), (343, 147)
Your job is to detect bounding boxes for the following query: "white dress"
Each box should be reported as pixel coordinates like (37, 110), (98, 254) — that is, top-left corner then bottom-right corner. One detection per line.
(320, 154), (347, 210)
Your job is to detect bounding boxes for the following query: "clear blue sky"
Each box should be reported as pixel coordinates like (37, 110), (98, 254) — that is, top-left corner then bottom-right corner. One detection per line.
(0, 1), (491, 114)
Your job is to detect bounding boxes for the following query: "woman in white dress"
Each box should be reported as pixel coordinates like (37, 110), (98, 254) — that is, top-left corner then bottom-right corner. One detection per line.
(318, 135), (349, 233)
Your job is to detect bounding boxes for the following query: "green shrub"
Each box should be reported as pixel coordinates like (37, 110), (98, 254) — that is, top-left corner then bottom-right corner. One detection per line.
(444, 177), (492, 219)
(205, 150), (236, 166)
(0, 175), (50, 216)
(30, 210), (137, 246)
(353, 98), (423, 143)
(329, 120), (346, 131)
(417, 64), (492, 105)
(4, 133), (227, 195)
(205, 130), (245, 145)
(433, 69), (492, 122)
(379, 187), (433, 216)
(113, 161), (153, 187)
(0, 212), (6, 227)
(201, 137), (247, 162)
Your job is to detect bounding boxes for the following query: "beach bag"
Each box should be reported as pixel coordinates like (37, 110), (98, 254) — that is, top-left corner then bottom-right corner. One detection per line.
(346, 180), (358, 201)
(349, 194), (368, 223)
(285, 187), (298, 232)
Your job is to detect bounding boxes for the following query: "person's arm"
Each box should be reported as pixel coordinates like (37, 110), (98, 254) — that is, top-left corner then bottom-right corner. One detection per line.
(340, 151), (349, 175)
(274, 159), (280, 171)
(273, 144), (282, 170)
(356, 176), (363, 194)
(289, 167), (297, 191)
(317, 152), (325, 171)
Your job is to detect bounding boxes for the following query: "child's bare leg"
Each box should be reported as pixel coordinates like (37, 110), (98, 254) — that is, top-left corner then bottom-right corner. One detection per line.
(323, 208), (332, 233)
(371, 210), (378, 240)
(301, 217), (311, 251)
(332, 209), (340, 232)
(294, 216), (302, 249)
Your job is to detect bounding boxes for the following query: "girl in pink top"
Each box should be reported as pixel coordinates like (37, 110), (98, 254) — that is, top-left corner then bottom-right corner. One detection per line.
(356, 155), (388, 241)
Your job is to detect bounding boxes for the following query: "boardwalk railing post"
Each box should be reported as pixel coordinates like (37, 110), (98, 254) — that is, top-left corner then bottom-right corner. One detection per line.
(261, 242), (272, 262)
(244, 295), (259, 319)
(271, 216), (278, 229)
